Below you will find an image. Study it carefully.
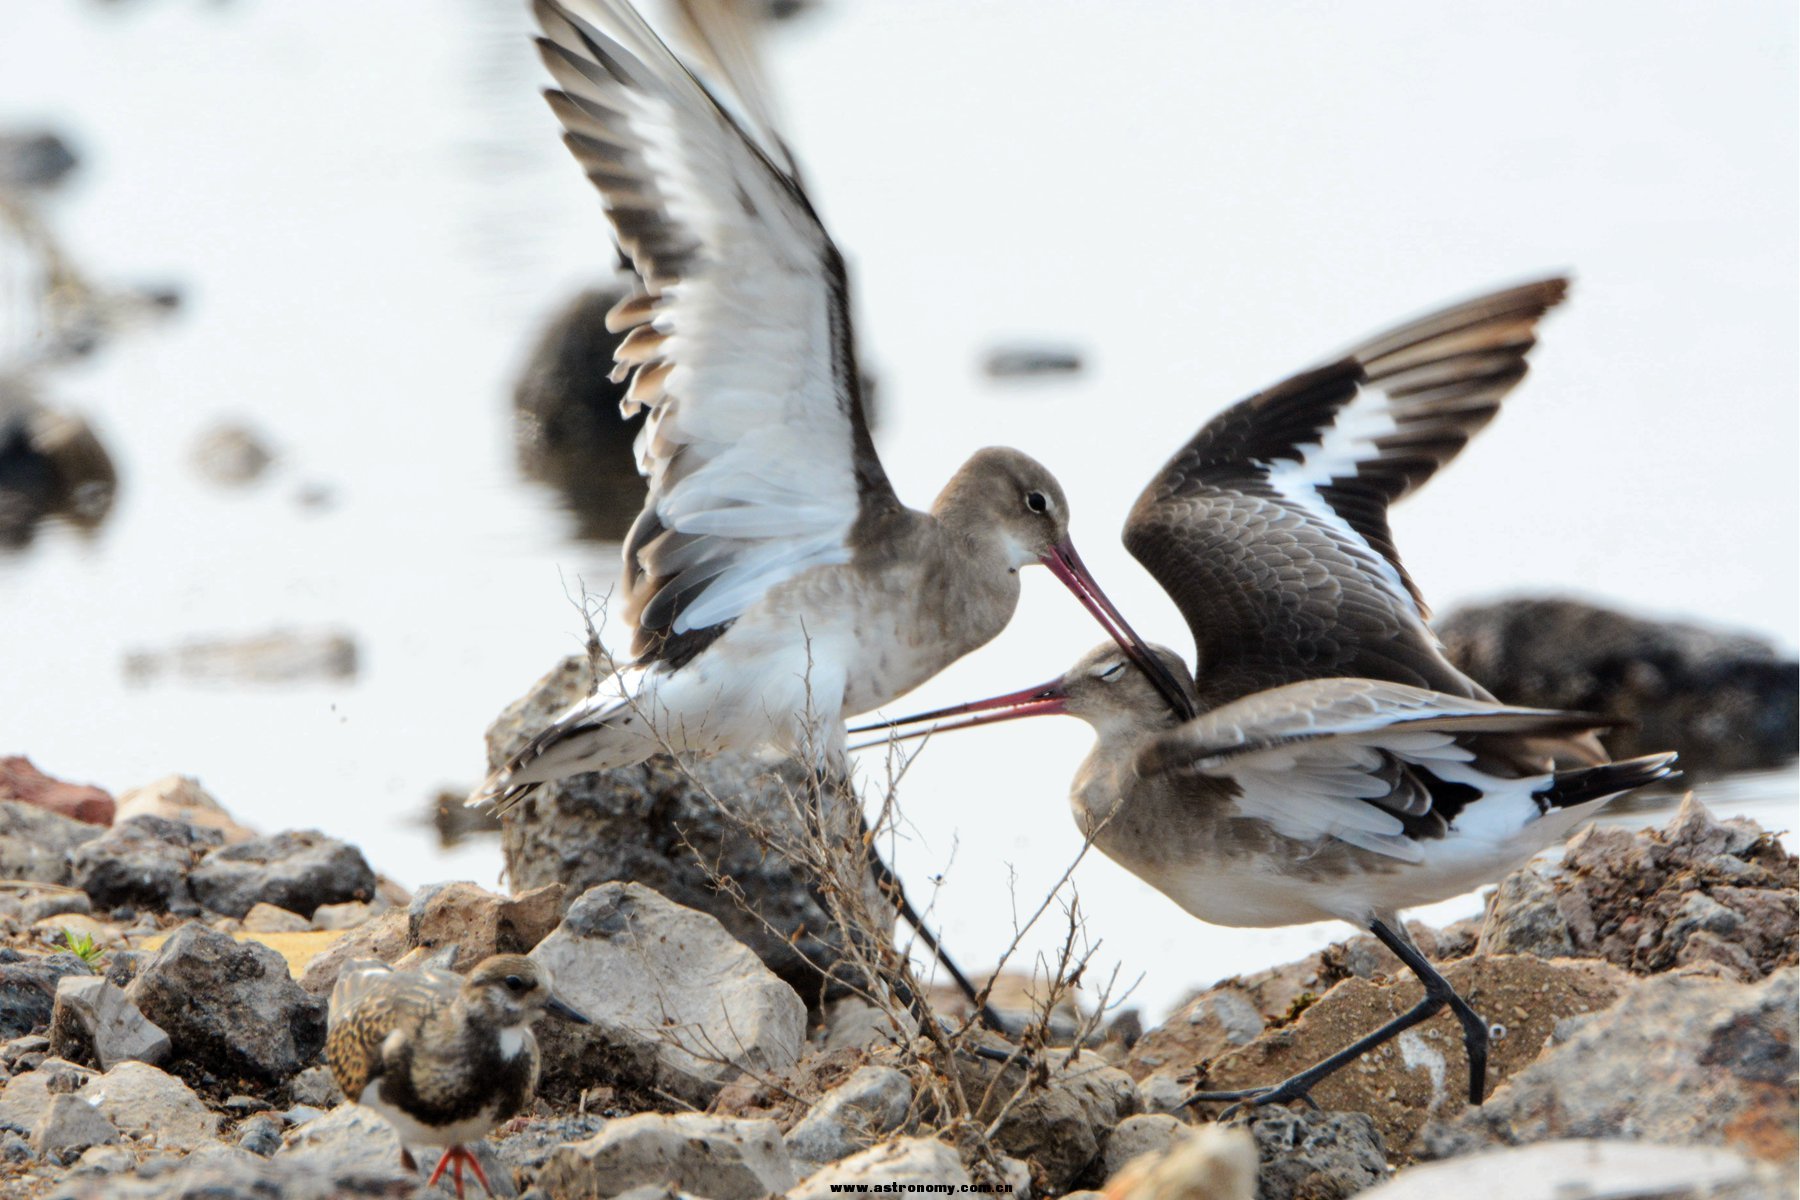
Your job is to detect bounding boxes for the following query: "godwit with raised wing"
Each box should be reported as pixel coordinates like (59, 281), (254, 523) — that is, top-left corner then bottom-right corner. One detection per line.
(858, 279), (1680, 1111)
(471, 0), (1185, 812)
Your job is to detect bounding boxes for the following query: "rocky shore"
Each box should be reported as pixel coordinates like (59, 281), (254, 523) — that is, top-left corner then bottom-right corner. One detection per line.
(0, 753), (1793, 1199)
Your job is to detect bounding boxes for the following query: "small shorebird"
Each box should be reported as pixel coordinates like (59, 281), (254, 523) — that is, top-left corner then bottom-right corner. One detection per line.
(861, 279), (1680, 1111)
(471, 0), (1183, 811)
(327, 954), (589, 1197)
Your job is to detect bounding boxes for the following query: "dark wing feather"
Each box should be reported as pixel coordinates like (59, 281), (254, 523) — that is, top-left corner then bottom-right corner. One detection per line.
(1125, 278), (1568, 708)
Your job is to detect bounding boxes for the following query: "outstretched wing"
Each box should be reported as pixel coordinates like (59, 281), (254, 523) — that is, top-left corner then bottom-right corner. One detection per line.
(1135, 677), (1612, 860)
(1124, 278), (1568, 708)
(534, 0), (896, 666)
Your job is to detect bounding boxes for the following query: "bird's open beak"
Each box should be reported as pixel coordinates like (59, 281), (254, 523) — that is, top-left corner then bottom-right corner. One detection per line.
(546, 996), (591, 1024)
(1040, 539), (1194, 719)
(849, 677), (1069, 748)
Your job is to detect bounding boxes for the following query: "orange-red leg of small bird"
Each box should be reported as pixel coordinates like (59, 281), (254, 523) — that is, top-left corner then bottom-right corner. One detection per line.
(425, 1145), (494, 1198)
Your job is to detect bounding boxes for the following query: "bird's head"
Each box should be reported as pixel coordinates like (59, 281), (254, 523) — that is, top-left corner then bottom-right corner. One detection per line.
(934, 446), (1072, 567)
(462, 955), (589, 1028)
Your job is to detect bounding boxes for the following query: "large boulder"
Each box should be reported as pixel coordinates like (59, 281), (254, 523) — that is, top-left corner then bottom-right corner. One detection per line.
(529, 882), (806, 1105)
(492, 654), (882, 1002)
(48, 975), (171, 1070)
(0, 800), (103, 886)
(1437, 596), (1797, 774)
(1480, 794), (1797, 981)
(186, 830), (376, 919)
(68, 816), (222, 911)
(1420, 967), (1797, 1165)
(1358, 1140), (1787, 1200)
(0, 951), (95, 1039)
(124, 924), (326, 1083)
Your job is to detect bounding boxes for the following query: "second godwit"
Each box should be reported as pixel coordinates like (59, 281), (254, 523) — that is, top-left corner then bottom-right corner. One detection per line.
(860, 279), (1680, 1110)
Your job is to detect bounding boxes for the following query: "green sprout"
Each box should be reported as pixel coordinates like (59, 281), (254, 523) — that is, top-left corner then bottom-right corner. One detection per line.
(60, 929), (105, 968)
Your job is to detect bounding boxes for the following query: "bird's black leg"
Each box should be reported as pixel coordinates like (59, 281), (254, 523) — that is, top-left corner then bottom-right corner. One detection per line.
(1371, 920), (1489, 1105)
(1184, 918), (1489, 1117)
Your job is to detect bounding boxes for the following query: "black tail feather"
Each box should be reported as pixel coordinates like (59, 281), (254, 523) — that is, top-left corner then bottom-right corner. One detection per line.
(1538, 751), (1680, 810)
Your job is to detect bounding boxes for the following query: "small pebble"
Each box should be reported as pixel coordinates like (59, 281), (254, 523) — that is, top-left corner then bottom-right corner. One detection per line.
(236, 1114), (284, 1157)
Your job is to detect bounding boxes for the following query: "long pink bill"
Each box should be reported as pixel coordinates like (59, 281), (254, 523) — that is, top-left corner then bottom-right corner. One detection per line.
(1040, 539), (1195, 719)
(847, 678), (1068, 750)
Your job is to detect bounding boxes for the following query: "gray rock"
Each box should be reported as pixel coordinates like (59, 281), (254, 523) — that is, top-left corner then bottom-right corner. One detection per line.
(0, 1131), (29, 1162)
(124, 923), (326, 1083)
(241, 903), (311, 933)
(67, 1142), (137, 1176)
(187, 830), (376, 919)
(1479, 866), (1574, 958)
(0, 1058), (97, 1134)
(0, 801), (102, 886)
(491, 655), (882, 1001)
(1359, 1139), (1786, 1200)
(982, 1053), (1141, 1192)
(82, 1061), (220, 1151)
(0, 951), (95, 1039)
(276, 1103), (407, 1179)
(1536, 796), (1794, 979)
(1420, 967), (1797, 1163)
(1102, 1113), (1185, 1178)
(537, 1112), (797, 1200)
(49, 975), (171, 1069)
(0, 131), (79, 190)
(1437, 596), (1797, 775)
(785, 1065), (913, 1166)
(68, 816), (222, 911)
(530, 882), (806, 1105)
(31, 1093), (118, 1161)
(47, 1152), (414, 1199)
(287, 1065), (344, 1109)
(311, 901), (377, 931)
(790, 1137), (971, 1200)
(1245, 1108), (1388, 1200)
(23, 890), (92, 924)
(236, 1114), (284, 1157)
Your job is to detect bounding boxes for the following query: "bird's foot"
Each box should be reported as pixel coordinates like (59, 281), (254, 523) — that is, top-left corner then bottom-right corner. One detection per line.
(1182, 1079), (1322, 1121)
(425, 1144), (494, 1198)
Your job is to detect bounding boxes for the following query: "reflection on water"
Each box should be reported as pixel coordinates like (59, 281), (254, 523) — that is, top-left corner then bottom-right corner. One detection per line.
(1, 0), (1794, 1018)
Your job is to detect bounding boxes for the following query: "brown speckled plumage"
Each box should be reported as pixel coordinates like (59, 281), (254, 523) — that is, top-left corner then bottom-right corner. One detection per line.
(326, 953), (574, 1179)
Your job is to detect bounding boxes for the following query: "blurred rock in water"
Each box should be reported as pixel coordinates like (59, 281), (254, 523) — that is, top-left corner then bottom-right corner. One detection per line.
(512, 285), (880, 542)
(122, 629), (358, 685)
(425, 786), (501, 848)
(981, 343), (1085, 379)
(512, 285), (646, 542)
(0, 131), (79, 192)
(189, 421), (274, 486)
(1437, 596), (1798, 776)
(0, 381), (118, 550)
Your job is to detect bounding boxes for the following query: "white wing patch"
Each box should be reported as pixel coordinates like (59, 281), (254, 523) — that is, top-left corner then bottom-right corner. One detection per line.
(1259, 384), (1417, 614)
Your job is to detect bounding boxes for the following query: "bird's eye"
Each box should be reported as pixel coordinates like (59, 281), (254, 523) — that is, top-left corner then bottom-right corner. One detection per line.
(1025, 491), (1049, 514)
(1098, 662), (1128, 682)
(503, 975), (528, 994)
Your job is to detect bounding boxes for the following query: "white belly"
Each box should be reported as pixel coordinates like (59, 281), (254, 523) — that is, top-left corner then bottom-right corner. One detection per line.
(358, 1084), (503, 1150)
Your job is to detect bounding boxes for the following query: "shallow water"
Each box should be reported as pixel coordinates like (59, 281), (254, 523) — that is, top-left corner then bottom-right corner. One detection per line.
(2, 0), (1794, 1018)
